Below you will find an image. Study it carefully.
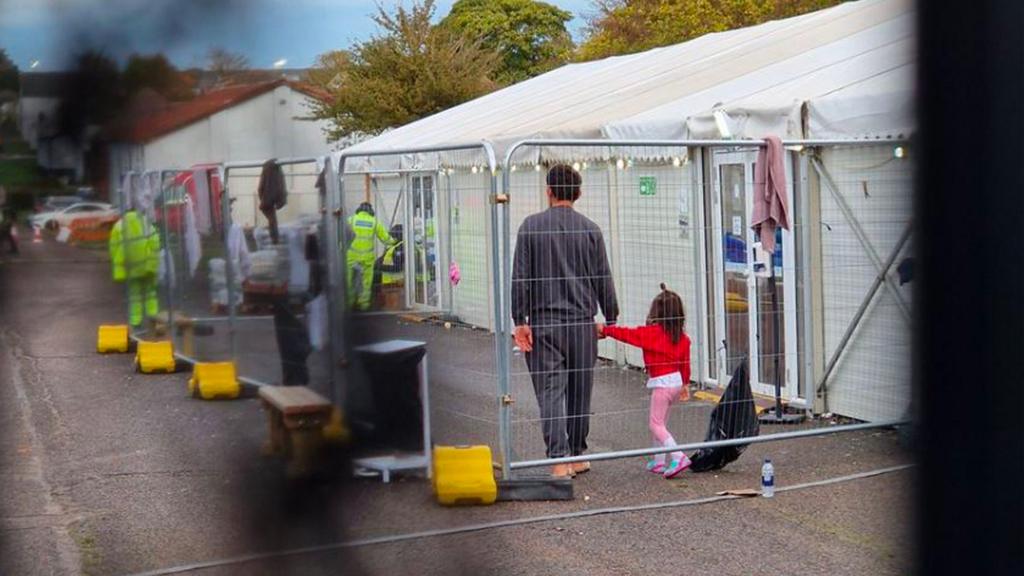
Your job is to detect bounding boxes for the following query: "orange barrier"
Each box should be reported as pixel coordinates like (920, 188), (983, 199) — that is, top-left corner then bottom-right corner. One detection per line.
(69, 216), (118, 244)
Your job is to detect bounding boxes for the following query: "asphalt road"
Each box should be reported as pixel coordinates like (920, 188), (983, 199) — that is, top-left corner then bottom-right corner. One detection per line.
(0, 234), (914, 575)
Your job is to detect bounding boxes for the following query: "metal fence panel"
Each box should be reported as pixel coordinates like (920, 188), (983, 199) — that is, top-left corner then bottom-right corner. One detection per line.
(499, 140), (912, 472)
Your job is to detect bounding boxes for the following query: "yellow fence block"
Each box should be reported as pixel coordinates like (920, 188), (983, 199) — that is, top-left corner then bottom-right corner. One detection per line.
(433, 445), (497, 506)
(188, 362), (240, 400)
(322, 406), (351, 444)
(96, 325), (129, 354)
(135, 340), (176, 374)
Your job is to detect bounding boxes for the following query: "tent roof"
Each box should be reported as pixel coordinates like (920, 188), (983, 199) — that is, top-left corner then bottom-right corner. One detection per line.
(342, 0), (913, 168)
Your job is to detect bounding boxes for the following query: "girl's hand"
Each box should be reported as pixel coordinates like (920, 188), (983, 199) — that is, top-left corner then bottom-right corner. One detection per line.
(595, 322), (606, 338)
(513, 325), (533, 352)
(679, 384), (690, 402)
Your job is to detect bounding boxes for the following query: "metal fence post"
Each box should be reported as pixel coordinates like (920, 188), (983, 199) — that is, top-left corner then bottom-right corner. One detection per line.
(158, 170), (177, 337)
(219, 167), (237, 360)
(118, 172), (134, 338)
(324, 157), (346, 408)
(484, 143), (513, 480)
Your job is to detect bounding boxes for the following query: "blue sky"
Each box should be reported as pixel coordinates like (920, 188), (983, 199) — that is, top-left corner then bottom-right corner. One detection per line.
(0, 0), (595, 71)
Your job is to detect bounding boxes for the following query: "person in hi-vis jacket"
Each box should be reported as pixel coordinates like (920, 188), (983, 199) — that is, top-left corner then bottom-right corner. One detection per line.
(109, 209), (161, 326)
(346, 202), (395, 311)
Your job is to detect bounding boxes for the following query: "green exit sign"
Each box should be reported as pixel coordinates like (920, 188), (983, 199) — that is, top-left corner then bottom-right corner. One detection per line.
(639, 176), (657, 196)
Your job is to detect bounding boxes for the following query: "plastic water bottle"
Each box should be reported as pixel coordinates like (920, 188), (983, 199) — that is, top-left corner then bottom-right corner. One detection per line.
(761, 459), (775, 498)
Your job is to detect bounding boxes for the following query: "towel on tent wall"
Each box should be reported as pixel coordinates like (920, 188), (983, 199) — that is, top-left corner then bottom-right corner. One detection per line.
(257, 159), (288, 244)
(751, 135), (790, 254)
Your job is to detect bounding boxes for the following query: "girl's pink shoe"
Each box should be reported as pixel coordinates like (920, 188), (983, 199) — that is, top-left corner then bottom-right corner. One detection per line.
(663, 455), (692, 479)
(645, 458), (666, 474)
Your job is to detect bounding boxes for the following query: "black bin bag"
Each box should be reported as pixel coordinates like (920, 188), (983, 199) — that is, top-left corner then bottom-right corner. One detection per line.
(690, 360), (760, 472)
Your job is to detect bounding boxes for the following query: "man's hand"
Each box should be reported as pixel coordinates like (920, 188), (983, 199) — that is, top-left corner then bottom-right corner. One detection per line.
(595, 322), (606, 339)
(513, 325), (533, 352)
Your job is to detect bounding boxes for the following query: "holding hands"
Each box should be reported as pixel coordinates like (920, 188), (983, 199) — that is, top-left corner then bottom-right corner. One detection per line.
(514, 324), (533, 352)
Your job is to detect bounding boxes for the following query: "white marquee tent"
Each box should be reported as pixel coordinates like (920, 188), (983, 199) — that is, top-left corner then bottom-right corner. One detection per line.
(341, 0), (913, 165)
(336, 0), (915, 423)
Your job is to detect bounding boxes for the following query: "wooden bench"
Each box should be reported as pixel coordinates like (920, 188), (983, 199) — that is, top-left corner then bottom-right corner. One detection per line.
(149, 312), (196, 356)
(258, 386), (333, 478)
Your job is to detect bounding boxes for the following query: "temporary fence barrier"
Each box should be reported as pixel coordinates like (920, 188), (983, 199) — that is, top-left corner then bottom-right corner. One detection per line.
(209, 157), (333, 397)
(329, 143), (503, 451)
(130, 136), (912, 480)
(497, 139), (912, 474)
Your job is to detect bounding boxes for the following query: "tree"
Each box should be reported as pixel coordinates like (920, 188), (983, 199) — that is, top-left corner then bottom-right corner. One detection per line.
(58, 50), (124, 141)
(123, 54), (194, 101)
(206, 47), (250, 74)
(309, 0), (499, 141)
(0, 49), (18, 94)
(578, 0), (846, 61)
(440, 0), (574, 84)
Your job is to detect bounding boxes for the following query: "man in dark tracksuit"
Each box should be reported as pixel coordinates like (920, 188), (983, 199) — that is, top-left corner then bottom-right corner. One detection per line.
(512, 164), (619, 478)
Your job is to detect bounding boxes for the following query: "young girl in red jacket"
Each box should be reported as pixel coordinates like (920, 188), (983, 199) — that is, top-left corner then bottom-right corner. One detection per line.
(598, 284), (692, 478)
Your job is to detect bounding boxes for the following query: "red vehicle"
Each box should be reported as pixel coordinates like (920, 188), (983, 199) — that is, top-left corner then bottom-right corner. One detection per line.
(155, 165), (224, 233)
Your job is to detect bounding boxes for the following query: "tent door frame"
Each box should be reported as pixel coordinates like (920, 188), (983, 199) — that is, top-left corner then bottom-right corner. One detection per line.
(709, 150), (799, 399)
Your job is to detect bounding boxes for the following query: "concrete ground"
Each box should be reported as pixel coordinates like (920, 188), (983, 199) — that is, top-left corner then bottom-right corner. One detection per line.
(0, 234), (914, 576)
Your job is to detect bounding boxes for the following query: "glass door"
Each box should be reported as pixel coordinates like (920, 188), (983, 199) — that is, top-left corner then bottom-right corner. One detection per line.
(709, 151), (797, 398)
(408, 174), (441, 309)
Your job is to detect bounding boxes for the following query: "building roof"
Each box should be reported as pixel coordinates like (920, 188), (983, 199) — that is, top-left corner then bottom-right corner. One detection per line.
(107, 79), (328, 143)
(341, 0), (912, 168)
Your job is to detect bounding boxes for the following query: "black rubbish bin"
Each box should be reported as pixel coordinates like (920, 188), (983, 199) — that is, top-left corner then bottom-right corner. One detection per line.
(352, 340), (427, 453)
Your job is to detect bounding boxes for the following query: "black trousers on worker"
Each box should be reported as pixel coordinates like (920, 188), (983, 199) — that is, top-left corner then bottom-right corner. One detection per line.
(525, 320), (598, 459)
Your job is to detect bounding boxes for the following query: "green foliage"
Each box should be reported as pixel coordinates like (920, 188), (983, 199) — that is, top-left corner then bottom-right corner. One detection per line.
(578, 0), (847, 61)
(440, 0), (574, 84)
(0, 48), (18, 94)
(123, 53), (194, 101)
(309, 0), (499, 141)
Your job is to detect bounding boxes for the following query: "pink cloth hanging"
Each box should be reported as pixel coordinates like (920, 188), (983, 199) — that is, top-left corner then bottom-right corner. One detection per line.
(751, 135), (790, 254)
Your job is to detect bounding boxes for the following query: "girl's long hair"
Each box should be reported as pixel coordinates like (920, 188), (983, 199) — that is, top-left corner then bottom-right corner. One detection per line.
(647, 283), (686, 344)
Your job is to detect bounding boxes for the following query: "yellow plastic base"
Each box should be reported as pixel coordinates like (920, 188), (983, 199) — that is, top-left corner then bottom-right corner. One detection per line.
(96, 325), (129, 353)
(188, 362), (240, 400)
(432, 445), (497, 506)
(135, 340), (176, 374)
(322, 406), (351, 444)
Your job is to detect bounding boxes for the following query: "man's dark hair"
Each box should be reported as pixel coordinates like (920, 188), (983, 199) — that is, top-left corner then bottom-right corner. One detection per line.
(357, 202), (374, 215)
(546, 164), (582, 202)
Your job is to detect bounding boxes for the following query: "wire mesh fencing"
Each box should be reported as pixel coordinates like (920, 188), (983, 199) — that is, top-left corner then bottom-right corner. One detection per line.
(327, 144), (503, 453)
(497, 140), (913, 473)
(215, 159), (334, 397)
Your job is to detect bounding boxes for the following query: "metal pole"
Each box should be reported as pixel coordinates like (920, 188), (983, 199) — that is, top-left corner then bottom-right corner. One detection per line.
(158, 170), (177, 343)
(510, 418), (909, 470)
(690, 148), (708, 388)
(816, 223), (912, 397)
(489, 146), (513, 480)
(324, 159), (345, 408)
(219, 168), (238, 360)
(810, 155), (911, 322)
(798, 153), (817, 409)
(119, 172), (135, 337)
(501, 139), (910, 159)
